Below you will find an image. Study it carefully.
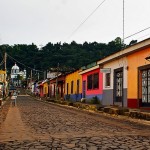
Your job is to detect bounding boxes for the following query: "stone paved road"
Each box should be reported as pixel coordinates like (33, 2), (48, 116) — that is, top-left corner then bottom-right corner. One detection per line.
(0, 95), (150, 149)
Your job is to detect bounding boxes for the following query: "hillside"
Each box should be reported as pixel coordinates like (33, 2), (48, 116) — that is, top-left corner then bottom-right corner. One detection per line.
(0, 37), (125, 78)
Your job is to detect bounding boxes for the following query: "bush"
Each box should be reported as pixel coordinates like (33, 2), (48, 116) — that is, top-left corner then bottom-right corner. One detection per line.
(90, 96), (100, 104)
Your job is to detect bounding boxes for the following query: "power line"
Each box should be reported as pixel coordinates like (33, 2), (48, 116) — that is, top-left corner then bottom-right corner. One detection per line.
(0, 59), (4, 66)
(7, 54), (26, 68)
(137, 33), (150, 40)
(64, 0), (107, 42)
(7, 53), (44, 73)
(124, 26), (150, 40)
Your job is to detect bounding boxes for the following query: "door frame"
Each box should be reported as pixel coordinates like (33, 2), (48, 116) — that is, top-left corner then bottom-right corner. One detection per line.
(113, 67), (124, 107)
(138, 64), (150, 107)
(82, 80), (86, 98)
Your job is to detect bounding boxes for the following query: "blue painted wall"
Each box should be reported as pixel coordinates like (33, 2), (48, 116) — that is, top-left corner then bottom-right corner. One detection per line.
(64, 93), (82, 102)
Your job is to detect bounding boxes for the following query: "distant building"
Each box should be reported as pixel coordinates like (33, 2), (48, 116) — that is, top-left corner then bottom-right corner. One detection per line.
(11, 63), (26, 87)
(0, 70), (6, 98)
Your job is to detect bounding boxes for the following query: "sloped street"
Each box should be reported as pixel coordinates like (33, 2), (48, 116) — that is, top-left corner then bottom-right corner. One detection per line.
(0, 95), (150, 150)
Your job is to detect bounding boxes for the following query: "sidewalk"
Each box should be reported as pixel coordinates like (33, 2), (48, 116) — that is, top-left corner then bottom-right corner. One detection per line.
(0, 104), (34, 142)
(36, 96), (150, 121)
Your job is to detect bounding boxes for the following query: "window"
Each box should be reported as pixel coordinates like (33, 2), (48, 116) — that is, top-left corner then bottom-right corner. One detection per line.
(105, 73), (110, 87)
(77, 79), (80, 94)
(87, 73), (99, 90)
(71, 81), (74, 94)
(93, 73), (99, 89)
(87, 75), (92, 89)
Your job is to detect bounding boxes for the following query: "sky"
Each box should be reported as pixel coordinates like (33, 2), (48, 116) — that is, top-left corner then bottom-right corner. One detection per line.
(0, 0), (150, 47)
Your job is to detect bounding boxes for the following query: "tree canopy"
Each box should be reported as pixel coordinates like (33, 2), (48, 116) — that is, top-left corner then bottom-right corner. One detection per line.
(0, 37), (125, 79)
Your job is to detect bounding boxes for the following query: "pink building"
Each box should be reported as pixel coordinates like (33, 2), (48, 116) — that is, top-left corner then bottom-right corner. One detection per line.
(79, 63), (103, 102)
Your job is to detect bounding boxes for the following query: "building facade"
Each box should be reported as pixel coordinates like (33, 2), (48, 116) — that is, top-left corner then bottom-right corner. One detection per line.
(64, 70), (82, 102)
(98, 57), (128, 107)
(98, 38), (150, 108)
(127, 39), (150, 108)
(11, 63), (26, 87)
(79, 64), (103, 103)
(49, 74), (65, 100)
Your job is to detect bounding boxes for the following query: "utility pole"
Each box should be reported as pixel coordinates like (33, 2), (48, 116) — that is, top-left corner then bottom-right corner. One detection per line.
(44, 71), (46, 80)
(123, 0), (125, 46)
(30, 69), (32, 91)
(4, 52), (7, 98)
(56, 63), (59, 100)
(38, 72), (39, 81)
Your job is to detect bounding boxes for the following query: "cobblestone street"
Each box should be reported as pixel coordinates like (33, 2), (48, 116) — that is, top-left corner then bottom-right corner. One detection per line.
(0, 95), (150, 150)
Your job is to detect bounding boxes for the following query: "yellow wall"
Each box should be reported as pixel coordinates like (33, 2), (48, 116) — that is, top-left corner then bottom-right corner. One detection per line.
(127, 47), (150, 99)
(0, 70), (6, 82)
(43, 82), (48, 95)
(65, 70), (82, 94)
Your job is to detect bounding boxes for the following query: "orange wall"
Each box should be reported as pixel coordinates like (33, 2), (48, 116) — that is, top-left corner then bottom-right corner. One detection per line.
(127, 47), (150, 99)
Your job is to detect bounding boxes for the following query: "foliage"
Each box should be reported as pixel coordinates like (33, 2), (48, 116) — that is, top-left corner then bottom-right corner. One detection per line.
(89, 96), (100, 104)
(0, 37), (125, 79)
(129, 40), (137, 46)
(17, 74), (23, 81)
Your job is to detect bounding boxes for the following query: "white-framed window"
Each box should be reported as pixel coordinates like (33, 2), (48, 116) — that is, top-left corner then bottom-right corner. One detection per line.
(105, 73), (110, 87)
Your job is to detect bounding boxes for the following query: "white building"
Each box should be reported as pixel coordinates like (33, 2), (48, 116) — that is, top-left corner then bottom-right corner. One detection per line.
(11, 63), (26, 87)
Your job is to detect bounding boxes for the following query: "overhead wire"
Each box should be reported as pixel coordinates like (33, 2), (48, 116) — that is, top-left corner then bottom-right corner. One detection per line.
(124, 26), (150, 40)
(0, 59), (4, 66)
(64, 0), (107, 42)
(0, 50), (4, 60)
(2, 1), (149, 76)
(7, 53), (44, 73)
(64, 0), (149, 44)
(136, 33), (150, 40)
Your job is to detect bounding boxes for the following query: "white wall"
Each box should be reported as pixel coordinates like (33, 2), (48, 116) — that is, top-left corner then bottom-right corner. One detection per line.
(102, 57), (128, 90)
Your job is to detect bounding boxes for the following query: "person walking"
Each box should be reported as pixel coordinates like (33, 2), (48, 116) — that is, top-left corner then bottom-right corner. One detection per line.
(11, 91), (17, 106)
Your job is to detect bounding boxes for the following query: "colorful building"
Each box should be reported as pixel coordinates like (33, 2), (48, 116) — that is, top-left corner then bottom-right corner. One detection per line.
(11, 63), (26, 87)
(0, 70), (6, 98)
(98, 56), (128, 107)
(29, 38), (150, 110)
(49, 74), (65, 100)
(79, 62), (103, 102)
(97, 38), (150, 108)
(64, 70), (82, 102)
(37, 79), (49, 97)
(127, 38), (150, 108)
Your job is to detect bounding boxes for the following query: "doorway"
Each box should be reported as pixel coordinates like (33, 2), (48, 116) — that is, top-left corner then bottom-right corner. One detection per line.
(83, 81), (86, 98)
(114, 68), (123, 106)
